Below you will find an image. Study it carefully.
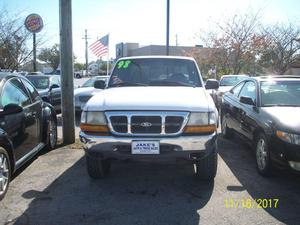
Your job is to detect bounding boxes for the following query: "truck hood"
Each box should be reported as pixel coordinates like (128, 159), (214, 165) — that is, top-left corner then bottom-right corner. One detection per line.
(85, 87), (214, 112)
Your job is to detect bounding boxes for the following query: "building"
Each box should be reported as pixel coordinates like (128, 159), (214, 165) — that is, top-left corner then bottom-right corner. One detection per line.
(115, 42), (205, 59)
(284, 58), (300, 75)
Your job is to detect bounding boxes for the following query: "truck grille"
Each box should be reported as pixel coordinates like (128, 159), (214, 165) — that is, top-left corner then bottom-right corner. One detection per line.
(105, 111), (189, 136)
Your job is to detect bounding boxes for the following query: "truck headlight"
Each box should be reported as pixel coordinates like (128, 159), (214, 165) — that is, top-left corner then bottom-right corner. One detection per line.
(80, 111), (109, 134)
(276, 130), (300, 145)
(184, 112), (217, 134)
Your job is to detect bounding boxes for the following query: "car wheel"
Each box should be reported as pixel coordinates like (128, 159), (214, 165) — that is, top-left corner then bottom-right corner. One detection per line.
(194, 149), (217, 181)
(86, 155), (111, 179)
(221, 115), (233, 138)
(76, 74), (81, 79)
(0, 147), (11, 201)
(45, 116), (57, 150)
(255, 133), (272, 176)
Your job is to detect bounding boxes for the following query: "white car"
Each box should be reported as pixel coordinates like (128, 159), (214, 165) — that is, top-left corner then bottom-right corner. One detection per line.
(80, 56), (219, 180)
(216, 74), (248, 108)
(74, 76), (109, 112)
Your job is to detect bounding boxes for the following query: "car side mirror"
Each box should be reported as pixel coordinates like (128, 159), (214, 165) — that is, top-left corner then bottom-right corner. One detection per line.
(49, 84), (59, 91)
(240, 96), (255, 106)
(205, 79), (219, 90)
(1, 104), (23, 116)
(94, 80), (106, 89)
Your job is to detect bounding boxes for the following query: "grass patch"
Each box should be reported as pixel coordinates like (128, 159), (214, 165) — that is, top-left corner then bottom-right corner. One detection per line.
(56, 138), (83, 150)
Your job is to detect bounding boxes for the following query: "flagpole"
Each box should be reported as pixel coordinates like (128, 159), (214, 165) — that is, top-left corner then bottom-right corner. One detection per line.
(107, 33), (109, 75)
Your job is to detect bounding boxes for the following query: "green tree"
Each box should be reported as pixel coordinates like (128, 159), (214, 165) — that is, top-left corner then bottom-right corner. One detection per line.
(74, 62), (85, 71)
(38, 44), (60, 72)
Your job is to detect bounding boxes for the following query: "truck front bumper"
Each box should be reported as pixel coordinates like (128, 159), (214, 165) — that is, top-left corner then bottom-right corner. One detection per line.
(79, 131), (217, 162)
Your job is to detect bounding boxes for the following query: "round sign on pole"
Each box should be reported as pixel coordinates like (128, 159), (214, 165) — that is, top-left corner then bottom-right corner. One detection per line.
(25, 14), (44, 33)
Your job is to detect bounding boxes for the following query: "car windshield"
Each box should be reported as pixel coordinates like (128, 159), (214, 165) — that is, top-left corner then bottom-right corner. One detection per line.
(261, 80), (300, 106)
(27, 76), (50, 89)
(108, 58), (202, 88)
(220, 76), (247, 86)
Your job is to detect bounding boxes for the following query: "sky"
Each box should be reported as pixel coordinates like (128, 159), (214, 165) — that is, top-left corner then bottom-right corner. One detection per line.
(1, 0), (300, 63)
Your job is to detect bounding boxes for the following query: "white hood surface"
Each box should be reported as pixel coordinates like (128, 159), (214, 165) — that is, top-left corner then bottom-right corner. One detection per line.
(85, 87), (214, 112)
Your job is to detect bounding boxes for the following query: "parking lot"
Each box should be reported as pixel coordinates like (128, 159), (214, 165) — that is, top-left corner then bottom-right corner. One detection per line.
(1, 129), (299, 225)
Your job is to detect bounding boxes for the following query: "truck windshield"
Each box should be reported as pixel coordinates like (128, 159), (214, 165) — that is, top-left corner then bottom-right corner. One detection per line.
(108, 58), (202, 88)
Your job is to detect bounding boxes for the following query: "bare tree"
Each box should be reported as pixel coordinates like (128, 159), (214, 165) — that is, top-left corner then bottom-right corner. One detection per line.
(259, 23), (300, 74)
(0, 9), (33, 71)
(194, 12), (263, 76)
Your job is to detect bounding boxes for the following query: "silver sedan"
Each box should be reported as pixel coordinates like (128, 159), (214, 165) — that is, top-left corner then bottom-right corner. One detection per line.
(74, 76), (109, 113)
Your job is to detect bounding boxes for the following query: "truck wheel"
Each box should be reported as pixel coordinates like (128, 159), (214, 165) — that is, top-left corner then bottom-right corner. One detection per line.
(194, 149), (217, 181)
(86, 155), (111, 179)
(0, 147), (11, 201)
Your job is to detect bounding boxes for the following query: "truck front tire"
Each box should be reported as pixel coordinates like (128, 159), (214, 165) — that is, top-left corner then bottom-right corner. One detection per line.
(86, 155), (111, 179)
(194, 149), (217, 181)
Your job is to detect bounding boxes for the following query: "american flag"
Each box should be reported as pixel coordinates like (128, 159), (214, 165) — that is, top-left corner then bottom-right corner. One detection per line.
(89, 34), (109, 57)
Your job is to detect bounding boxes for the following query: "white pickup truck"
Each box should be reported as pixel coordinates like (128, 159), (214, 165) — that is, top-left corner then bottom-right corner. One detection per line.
(79, 56), (219, 180)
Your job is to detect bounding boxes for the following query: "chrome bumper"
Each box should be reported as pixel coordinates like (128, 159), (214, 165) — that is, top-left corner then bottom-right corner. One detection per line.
(79, 131), (217, 160)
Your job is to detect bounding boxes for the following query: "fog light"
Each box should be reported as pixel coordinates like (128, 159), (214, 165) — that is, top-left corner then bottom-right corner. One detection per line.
(288, 161), (300, 172)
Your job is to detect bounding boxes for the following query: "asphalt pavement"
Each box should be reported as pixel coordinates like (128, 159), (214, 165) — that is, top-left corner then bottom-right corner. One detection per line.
(1, 77), (300, 224)
(0, 132), (299, 225)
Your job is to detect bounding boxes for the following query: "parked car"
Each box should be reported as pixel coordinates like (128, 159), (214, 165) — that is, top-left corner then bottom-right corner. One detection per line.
(74, 71), (83, 79)
(0, 72), (57, 200)
(80, 56), (219, 180)
(74, 76), (109, 113)
(74, 70), (90, 79)
(216, 75), (248, 108)
(220, 75), (300, 175)
(26, 75), (61, 112)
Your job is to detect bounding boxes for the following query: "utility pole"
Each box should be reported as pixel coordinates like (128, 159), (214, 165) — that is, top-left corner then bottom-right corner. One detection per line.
(175, 34), (178, 46)
(166, 0), (170, 55)
(59, 0), (75, 144)
(83, 29), (90, 76)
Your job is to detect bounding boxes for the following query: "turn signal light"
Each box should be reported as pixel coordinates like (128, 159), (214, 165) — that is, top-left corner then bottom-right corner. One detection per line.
(184, 125), (216, 134)
(80, 123), (109, 135)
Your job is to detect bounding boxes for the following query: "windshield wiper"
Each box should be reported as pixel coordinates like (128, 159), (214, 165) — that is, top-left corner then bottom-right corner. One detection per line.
(110, 81), (146, 87)
(149, 80), (195, 87)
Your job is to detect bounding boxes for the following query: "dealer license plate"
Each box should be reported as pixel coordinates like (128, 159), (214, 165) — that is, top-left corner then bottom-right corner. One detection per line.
(131, 141), (160, 154)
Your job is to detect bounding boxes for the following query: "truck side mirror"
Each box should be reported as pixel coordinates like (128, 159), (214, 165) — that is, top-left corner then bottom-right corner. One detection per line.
(205, 79), (219, 90)
(94, 80), (106, 89)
